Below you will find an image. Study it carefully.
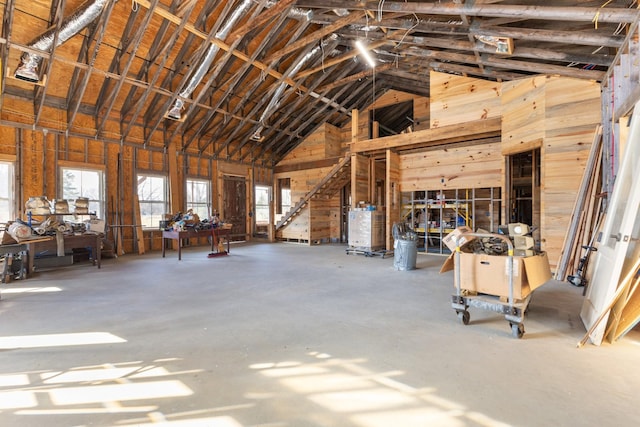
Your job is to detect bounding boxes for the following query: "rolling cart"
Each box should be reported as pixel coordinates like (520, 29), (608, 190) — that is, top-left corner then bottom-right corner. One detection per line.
(451, 232), (531, 339)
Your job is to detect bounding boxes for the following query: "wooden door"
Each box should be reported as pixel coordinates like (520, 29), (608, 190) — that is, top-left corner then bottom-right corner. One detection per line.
(581, 101), (640, 345)
(223, 175), (247, 241)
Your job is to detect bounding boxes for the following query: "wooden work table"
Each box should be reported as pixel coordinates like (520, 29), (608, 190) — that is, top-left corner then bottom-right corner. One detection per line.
(162, 227), (230, 260)
(0, 243), (29, 282)
(27, 233), (102, 271)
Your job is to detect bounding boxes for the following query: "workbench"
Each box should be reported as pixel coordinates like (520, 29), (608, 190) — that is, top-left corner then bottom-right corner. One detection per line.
(1, 243), (29, 283)
(27, 233), (102, 271)
(162, 228), (230, 260)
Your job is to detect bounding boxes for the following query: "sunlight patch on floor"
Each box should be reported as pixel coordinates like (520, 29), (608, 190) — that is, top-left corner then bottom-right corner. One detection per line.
(251, 351), (511, 427)
(0, 332), (126, 349)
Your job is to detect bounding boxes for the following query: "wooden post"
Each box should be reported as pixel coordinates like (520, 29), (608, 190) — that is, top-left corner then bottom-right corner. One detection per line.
(350, 109), (359, 209)
(386, 149), (400, 251)
(134, 194), (146, 255)
(167, 141), (180, 250)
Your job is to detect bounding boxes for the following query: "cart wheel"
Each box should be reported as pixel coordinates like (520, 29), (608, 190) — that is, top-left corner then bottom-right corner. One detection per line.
(511, 323), (525, 339)
(458, 310), (470, 325)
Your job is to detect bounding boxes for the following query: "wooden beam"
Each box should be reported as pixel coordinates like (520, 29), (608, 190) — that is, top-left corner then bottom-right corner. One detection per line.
(316, 62), (394, 92)
(296, 1), (639, 24)
(134, 0), (312, 98)
(296, 37), (393, 79)
(350, 117), (502, 153)
(228, 0), (296, 42)
(268, 11), (363, 63)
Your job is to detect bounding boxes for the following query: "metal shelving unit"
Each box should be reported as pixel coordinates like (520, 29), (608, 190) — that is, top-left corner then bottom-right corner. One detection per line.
(401, 188), (502, 254)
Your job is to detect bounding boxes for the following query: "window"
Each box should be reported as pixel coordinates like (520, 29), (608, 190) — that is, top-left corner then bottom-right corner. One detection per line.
(60, 166), (105, 218)
(255, 185), (270, 224)
(186, 178), (210, 219)
(281, 188), (291, 213)
(277, 178), (291, 215)
(0, 160), (15, 221)
(137, 174), (168, 228)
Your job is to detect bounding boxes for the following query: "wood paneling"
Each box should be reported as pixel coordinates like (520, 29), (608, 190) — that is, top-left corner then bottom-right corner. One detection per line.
(430, 71), (502, 128)
(541, 77), (601, 260)
(274, 163), (342, 243)
(386, 150), (400, 250)
(399, 142), (503, 191)
(501, 75), (547, 155)
(368, 90), (416, 111)
(278, 123), (342, 166)
(351, 153), (369, 206)
(413, 97), (430, 131)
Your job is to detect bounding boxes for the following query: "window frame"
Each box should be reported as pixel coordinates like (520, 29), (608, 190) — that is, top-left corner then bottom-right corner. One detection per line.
(254, 185), (271, 225)
(277, 178), (291, 215)
(58, 163), (106, 219)
(137, 173), (169, 229)
(185, 177), (211, 220)
(0, 158), (16, 222)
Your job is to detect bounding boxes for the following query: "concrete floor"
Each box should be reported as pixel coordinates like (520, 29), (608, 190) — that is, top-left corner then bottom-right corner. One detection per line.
(0, 241), (638, 427)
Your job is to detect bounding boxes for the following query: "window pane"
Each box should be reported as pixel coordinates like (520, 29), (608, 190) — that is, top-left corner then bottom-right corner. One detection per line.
(138, 174), (168, 228)
(281, 188), (291, 209)
(255, 208), (269, 223)
(60, 167), (104, 218)
(0, 162), (13, 220)
(255, 186), (270, 224)
(186, 179), (210, 219)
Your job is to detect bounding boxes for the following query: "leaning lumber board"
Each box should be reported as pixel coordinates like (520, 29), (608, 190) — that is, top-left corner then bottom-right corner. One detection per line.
(133, 195), (145, 255)
(555, 125), (602, 280)
(578, 256), (640, 347)
(606, 275), (640, 342)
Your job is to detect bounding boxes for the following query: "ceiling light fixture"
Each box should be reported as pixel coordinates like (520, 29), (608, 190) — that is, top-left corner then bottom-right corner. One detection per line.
(355, 40), (376, 68)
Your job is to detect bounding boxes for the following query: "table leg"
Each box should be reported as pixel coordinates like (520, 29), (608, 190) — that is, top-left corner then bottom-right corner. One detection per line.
(26, 243), (35, 274)
(162, 238), (166, 257)
(96, 236), (101, 268)
(178, 239), (182, 260)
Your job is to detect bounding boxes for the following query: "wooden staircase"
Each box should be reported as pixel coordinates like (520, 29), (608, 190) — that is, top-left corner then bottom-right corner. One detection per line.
(276, 155), (351, 231)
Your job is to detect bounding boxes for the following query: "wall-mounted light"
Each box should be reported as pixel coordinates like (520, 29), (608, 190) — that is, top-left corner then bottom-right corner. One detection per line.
(355, 40), (376, 68)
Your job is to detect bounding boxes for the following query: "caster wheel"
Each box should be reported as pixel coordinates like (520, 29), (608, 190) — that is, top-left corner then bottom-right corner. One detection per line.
(458, 310), (470, 325)
(511, 323), (525, 339)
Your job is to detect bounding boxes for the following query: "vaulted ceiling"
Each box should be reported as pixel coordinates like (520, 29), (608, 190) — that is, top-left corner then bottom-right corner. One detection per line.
(0, 1), (637, 166)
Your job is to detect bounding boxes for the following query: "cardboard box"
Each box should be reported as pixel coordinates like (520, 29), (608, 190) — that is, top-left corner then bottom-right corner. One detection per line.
(513, 235), (534, 249)
(441, 252), (551, 299)
(442, 226), (475, 252)
(86, 219), (105, 234)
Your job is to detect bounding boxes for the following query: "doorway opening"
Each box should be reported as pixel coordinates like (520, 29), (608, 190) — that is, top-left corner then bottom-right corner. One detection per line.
(508, 149), (541, 243)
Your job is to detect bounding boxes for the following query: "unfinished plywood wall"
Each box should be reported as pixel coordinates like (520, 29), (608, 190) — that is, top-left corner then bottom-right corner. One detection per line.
(430, 71), (502, 128)
(0, 123), (237, 252)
